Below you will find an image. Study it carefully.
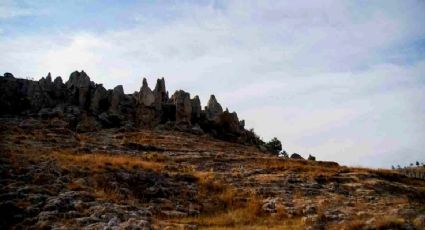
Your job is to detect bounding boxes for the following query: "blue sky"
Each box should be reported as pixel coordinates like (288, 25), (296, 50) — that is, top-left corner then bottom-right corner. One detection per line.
(1, 0), (425, 168)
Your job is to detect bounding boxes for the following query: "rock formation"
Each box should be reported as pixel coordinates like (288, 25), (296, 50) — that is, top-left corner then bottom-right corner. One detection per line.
(0, 71), (259, 144)
(205, 95), (223, 121)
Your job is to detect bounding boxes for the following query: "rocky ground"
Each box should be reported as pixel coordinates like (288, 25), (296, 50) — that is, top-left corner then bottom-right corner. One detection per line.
(1, 118), (425, 230)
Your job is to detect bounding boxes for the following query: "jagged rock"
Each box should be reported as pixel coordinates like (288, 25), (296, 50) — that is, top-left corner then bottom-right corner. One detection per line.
(239, 120), (245, 129)
(52, 77), (65, 100)
(136, 79), (159, 128)
(191, 96), (202, 122)
(291, 153), (304, 160)
(154, 78), (167, 104)
(109, 85), (124, 114)
(89, 84), (108, 115)
(219, 111), (241, 134)
(0, 71), (258, 145)
(66, 71), (94, 108)
(308, 154), (316, 161)
(138, 78), (155, 107)
(206, 95), (223, 120)
(172, 90), (192, 128)
(38, 73), (53, 92)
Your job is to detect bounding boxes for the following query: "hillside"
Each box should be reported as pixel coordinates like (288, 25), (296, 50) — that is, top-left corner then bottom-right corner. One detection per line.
(1, 118), (425, 230)
(1, 72), (425, 230)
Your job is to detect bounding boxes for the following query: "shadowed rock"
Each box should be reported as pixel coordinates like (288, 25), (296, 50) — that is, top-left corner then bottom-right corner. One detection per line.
(206, 95), (223, 120)
(0, 71), (260, 144)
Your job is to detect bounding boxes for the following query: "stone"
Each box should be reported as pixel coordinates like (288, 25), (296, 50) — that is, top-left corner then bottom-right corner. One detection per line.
(216, 111), (241, 134)
(308, 154), (316, 161)
(161, 210), (188, 218)
(138, 78), (155, 107)
(109, 85), (124, 113)
(262, 197), (278, 213)
(90, 84), (108, 114)
(290, 153), (304, 160)
(65, 71), (93, 108)
(191, 96), (202, 122)
(3, 72), (14, 78)
(205, 95), (223, 120)
(154, 77), (168, 104)
(172, 90), (192, 128)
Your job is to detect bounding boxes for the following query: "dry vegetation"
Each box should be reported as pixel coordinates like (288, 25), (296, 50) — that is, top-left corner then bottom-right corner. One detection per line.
(1, 119), (425, 229)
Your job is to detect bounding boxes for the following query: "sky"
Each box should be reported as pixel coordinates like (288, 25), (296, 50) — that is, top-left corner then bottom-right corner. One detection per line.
(1, 0), (424, 168)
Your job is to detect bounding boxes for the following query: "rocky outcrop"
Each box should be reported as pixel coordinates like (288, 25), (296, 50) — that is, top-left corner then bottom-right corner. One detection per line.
(0, 71), (259, 144)
(136, 78), (159, 128)
(171, 90), (192, 128)
(66, 71), (94, 109)
(191, 96), (202, 123)
(205, 95), (223, 121)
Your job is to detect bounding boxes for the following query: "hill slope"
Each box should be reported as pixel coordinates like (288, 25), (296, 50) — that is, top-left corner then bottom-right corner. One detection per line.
(1, 118), (424, 230)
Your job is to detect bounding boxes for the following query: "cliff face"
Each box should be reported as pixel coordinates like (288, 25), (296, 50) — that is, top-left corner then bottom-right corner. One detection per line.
(0, 71), (259, 144)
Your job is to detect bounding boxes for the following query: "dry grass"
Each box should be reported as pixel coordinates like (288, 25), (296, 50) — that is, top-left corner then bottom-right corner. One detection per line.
(52, 150), (164, 172)
(184, 171), (307, 229)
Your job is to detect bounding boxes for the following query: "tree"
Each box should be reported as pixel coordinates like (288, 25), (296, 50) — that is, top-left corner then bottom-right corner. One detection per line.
(265, 137), (282, 154)
(280, 150), (289, 158)
(416, 161), (420, 167)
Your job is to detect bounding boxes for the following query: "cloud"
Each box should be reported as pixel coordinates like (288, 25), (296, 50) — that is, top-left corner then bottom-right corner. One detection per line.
(0, 0), (424, 167)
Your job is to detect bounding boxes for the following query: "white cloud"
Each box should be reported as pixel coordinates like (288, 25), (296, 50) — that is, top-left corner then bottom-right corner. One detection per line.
(0, 0), (424, 167)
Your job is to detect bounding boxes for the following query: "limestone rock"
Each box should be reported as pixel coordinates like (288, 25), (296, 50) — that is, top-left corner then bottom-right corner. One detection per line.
(206, 95), (223, 120)
(154, 78), (168, 104)
(172, 90), (192, 128)
(191, 96), (202, 122)
(109, 85), (124, 114)
(90, 84), (108, 115)
(139, 78), (155, 107)
(136, 79), (159, 128)
(65, 71), (93, 108)
(217, 110), (241, 134)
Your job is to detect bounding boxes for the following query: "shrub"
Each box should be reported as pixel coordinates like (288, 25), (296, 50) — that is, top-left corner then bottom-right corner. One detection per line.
(265, 137), (282, 154)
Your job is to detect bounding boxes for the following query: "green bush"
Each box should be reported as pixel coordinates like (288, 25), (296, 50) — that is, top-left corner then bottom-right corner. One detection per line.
(265, 137), (282, 154)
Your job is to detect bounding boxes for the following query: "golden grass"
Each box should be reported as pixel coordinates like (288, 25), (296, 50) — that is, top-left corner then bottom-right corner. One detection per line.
(184, 171), (307, 230)
(52, 150), (164, 172)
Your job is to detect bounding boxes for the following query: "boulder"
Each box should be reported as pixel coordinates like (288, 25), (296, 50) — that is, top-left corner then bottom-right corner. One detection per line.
(308, 154), (316, 161)
(290, 153), (304, 160)
(3, 72), (14, 78)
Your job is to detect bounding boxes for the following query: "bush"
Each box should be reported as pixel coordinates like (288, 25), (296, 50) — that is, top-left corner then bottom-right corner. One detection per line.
(265, 137), (282, 154)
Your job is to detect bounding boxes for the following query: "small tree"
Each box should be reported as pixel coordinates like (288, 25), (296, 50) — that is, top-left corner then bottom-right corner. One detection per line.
(280, 150), (289, 158)
(265, 137), (282, 154)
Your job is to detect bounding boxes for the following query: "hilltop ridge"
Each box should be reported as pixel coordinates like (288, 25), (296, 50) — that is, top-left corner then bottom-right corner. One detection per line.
(0, 71), (259, 144)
